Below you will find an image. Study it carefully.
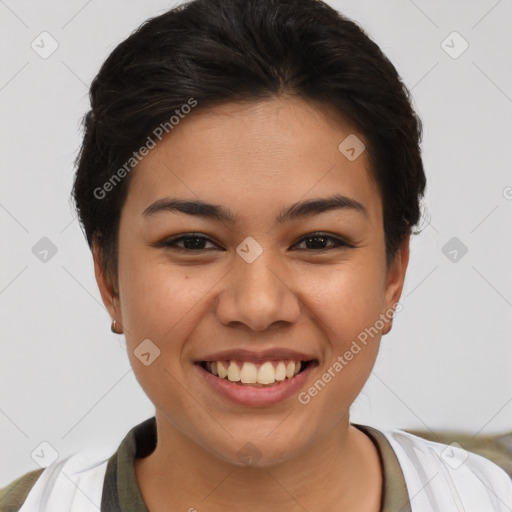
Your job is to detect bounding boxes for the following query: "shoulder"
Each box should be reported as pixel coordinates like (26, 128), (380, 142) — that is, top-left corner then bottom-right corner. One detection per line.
(383, 428), (512, 478)
(1, 447), (115, 512)
(0, 420), (149, 512)
(404, 428), (512, 479)
(379, 428), (512, 510)
(0, 469), (44, 512)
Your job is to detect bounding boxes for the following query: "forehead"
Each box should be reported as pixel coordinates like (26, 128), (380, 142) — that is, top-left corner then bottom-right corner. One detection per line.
(123, 97), (382, 224)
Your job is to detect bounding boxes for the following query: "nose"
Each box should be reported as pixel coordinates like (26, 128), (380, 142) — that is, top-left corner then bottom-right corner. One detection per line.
(215, 253), (301, 332)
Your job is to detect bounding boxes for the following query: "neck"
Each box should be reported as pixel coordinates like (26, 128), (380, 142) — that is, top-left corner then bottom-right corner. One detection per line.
(134, 413), (382, 512)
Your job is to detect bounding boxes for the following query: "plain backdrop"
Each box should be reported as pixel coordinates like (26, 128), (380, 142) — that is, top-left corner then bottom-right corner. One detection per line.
(1, 0), (511, 486)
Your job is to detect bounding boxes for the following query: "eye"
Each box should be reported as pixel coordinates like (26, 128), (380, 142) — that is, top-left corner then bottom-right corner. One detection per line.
(153, 232), (354, 253)
(292, 232), (353, 251)
(155, 233), (220, 252)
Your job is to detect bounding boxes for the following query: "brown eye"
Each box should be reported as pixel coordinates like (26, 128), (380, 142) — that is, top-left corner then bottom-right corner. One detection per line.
(157, 234), (220, 252)
(293, 233), (353, 251)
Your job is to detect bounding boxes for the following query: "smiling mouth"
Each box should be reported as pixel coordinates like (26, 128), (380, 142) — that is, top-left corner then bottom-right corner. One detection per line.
(198, 359), (316, 387)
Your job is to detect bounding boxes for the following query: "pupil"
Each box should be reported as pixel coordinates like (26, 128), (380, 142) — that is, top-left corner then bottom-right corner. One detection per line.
(306, 236), (326, 249)
(184, 237), (205, 249)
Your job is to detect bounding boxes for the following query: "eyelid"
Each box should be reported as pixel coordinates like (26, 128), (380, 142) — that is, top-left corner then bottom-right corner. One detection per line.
(152, 233), (220, 251)
(153, 231), (355, 252)
(292, 232), (355, 250)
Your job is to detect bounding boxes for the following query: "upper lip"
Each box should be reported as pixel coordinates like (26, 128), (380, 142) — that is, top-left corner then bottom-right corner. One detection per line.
(196, 348), (318, 363)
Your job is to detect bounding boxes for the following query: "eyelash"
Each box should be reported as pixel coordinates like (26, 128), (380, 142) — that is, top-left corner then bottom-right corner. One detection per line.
(155, 232), (354, 253)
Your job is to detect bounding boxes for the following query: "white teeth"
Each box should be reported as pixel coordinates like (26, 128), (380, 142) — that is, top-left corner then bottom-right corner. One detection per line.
(227, 361), (241, 382)
(257, 362), (275, 384)
(217, 361), (228, 379)
(275, 361), (287, 381)
(240, 362), (258, 383)
(285, 362), (295, 379)
(205, 359), (307, 386)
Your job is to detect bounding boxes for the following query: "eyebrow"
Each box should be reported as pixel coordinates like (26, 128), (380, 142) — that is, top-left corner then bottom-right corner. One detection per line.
(142, 193), (367, 224)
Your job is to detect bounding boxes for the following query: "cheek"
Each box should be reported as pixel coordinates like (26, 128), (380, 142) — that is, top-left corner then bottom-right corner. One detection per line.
(117, 247), (226, 354)
(119, 260), (191, 339)
(116, 254), (202, 410)
(303, 258), (387, 341)
(298, 265), (384, 421)
(301, 258), (385, 405)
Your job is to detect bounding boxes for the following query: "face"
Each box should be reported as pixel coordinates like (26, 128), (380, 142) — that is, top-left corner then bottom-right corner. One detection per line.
(95, 96), (408, 466)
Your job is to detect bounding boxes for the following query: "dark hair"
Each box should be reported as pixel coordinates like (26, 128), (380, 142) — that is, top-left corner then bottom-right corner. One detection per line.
(72, 0), (426, 290)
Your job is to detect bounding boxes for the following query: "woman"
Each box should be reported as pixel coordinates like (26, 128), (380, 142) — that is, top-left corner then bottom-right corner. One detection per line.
(2, 0), (511, 510)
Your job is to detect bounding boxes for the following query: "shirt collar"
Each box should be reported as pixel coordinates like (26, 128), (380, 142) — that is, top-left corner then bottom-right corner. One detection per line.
(101, 417), (411, 512)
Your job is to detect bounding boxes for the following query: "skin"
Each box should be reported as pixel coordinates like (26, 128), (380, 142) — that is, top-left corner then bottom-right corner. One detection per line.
(94, 96), (409, 511)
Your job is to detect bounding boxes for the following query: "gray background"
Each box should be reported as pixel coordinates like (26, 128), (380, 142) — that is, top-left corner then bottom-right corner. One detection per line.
(1, 0), (511, 486)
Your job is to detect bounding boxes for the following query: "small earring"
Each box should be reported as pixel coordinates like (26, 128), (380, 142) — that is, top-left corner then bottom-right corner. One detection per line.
(111, 319), (120, 334)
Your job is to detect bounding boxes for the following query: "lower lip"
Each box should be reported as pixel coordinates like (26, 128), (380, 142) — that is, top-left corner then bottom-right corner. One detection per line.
(195, 362), (316, 407)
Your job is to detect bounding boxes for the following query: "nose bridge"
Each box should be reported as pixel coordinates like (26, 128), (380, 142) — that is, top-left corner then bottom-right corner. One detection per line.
(216, 244), (300, 331)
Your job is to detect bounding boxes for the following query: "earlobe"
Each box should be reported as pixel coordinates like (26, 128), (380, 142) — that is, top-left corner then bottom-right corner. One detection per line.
(382, 234), (410, 335)
(92, 238), (123, 331)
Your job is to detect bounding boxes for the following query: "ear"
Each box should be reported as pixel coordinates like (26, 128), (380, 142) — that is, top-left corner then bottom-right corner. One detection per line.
(92, 238), (122, 330)
(382, 232), (410, 335)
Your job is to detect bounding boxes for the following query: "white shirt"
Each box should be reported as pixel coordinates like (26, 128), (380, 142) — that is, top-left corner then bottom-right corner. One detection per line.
(18, 428), (512, 512)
